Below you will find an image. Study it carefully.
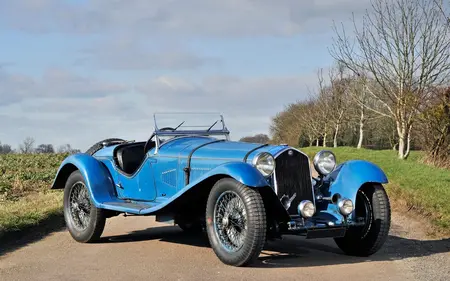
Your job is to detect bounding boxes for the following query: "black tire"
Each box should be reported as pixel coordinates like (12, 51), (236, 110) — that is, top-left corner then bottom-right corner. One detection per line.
(205, 178), (266, 267)
(63, 170), (106, 243)
(85, 138), (125, 155)
(334, 184), (391, 256)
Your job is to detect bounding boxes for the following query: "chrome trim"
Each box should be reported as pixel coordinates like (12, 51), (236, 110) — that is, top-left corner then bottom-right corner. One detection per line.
(337, 198), (354, 216)
(272, 147), (316, 205)
(191, 167), (212, 171)
(161, 169), (176, 175)
(298, 200), (315, 218)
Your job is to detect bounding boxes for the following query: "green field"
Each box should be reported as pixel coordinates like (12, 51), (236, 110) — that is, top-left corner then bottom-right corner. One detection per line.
(0, 154), (66, 238)
(1, 148), (449, 238)
(301, 147), (450, 233)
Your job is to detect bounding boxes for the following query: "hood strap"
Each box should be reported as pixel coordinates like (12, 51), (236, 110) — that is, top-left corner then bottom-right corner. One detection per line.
(184, 139), (226, 186)
(243, 144), (269, 163)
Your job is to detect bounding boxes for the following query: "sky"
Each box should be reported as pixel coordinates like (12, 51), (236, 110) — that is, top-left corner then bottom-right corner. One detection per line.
(0, 0), (371, 151)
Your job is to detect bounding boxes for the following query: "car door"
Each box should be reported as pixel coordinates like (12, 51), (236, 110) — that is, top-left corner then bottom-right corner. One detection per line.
(151, 155), (179, 200)
(115, 157), (157, 201)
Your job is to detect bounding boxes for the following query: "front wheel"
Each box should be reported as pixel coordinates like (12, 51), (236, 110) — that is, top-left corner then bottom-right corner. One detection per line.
(334, 184), (391, 256)
(63, 170), (106, 243)
(205, 178), (266, 267)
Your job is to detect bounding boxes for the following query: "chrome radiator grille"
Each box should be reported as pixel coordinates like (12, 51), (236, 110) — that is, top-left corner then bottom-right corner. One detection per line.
(274, 149), (314, 215)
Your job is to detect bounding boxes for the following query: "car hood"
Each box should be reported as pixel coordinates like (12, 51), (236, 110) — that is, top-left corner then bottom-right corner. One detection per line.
(158, 136), (287, 162)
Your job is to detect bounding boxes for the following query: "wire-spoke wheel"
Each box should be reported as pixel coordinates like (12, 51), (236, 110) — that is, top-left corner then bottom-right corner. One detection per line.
(68, 182), (92, 231)
(206, 178), (266, 267)
(214, 191), (248, 252)
(63, 170), (106, 243)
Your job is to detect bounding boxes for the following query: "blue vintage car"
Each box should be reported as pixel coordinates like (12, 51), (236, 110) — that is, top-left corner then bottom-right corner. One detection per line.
(51, 113), (391, 266)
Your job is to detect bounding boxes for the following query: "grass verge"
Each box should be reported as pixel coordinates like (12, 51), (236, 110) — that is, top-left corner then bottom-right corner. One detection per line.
(301, 146), (450, 236)
(0, 154), (66, 239)
(1, 148), (449, 238)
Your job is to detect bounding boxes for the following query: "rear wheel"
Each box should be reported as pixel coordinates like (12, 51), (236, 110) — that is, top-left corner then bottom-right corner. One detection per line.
(63, 170), (106, 243)
(85, 138), (125, 155)
(334, 184), (391, 256)
(205, 178), (266, 267)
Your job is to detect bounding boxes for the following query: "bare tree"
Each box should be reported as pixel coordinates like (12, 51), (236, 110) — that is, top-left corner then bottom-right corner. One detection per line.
(56, 144), (81, 154)
(315, 69), (332, 147)
(0, 141), (13, 154)
(417, 86), (450, 167)
(327, 63), (352, 147)
(35, 144), (55, 154)
(346, 74), (386, 149)
(19, 137), (35, 154)
(330, 0), (450, 159)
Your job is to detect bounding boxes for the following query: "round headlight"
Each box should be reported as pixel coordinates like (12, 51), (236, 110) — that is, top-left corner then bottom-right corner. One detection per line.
(252, 152), (275, 177)
(298, 200), (316, 218)
(337, 198), (354, 216)
(313, 150), (336, 176)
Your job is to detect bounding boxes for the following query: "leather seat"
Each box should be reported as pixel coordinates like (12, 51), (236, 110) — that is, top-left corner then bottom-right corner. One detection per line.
(115, 143), (146, 175)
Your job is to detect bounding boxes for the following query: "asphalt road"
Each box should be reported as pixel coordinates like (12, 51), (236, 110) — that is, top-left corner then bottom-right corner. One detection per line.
(1, 212), (449, 281)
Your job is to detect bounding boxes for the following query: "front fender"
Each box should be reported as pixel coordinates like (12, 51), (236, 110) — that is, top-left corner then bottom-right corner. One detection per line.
(51, 154), (116, 207)
(324, 159), (388, 211)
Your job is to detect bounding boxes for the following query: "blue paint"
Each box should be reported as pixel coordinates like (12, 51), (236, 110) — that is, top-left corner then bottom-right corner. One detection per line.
(51, 133), (388, 226)
(51, 153), (117, 206)
(322, 160), (388, 219)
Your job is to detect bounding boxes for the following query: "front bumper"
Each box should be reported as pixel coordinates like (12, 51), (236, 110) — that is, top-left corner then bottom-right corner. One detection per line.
(282, 215), (365, 239)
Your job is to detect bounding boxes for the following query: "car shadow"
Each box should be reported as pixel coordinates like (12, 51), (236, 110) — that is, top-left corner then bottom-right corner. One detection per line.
(0, 213), (66, 257)
(99, 225), (450, 268)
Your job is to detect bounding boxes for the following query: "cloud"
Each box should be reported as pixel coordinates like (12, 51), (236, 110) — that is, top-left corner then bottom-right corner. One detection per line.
(0, 68), (317, 149)
(0, 0), (370, 37)
(76, 37), (220, 70)
(135, 74), (315, 114)
(0, 70), (37, 105)
(0, 68), (127, 106)
(134, 74), (317, 140)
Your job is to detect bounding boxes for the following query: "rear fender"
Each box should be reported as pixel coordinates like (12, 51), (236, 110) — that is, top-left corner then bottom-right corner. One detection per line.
(51, 154), (116, 207)
(323, 160), (388, 217)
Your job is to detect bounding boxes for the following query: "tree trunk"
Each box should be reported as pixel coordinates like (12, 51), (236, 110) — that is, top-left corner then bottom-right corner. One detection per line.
(323, 125), (327, 147)
(398, 136), (406, 159)
(333, 124), (340, 148)
(404, 124), (412, 159)
(357, 107), (364, 149)
(396, 119), (408, 159)
(316, 138), (319, 146)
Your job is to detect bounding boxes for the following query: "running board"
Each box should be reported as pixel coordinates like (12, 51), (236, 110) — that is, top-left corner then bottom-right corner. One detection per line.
(100, 201), (157, 214)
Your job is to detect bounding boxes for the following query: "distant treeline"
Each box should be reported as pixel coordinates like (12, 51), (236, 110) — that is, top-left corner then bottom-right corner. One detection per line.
(0, 137), (81, 155)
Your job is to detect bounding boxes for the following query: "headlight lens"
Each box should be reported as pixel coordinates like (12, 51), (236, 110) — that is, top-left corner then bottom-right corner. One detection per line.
(313, 150), (336, 176)
(252, 152), (275, 177)
(298, 200), (316, 218)
(338, 198), (354, 216)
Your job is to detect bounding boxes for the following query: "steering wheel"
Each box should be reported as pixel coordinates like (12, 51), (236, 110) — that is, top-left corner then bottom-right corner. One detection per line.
(159, 127), (176, 131)
(143, 127), (176, 154)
